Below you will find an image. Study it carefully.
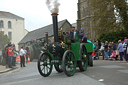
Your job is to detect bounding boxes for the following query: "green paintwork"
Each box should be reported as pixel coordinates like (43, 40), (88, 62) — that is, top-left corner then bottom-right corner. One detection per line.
(84, 43), (93, 53)
(71, 42), (93, 61)
(74, 32), (80, 43)
(71, 43), (81, 60)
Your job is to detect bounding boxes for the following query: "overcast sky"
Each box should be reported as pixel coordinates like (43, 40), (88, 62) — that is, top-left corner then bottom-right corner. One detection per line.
(0, 0), (78, 31)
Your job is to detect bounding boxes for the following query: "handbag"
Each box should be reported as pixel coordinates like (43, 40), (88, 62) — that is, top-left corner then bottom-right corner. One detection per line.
(116, 50), (119, 55)
(127, 47), (128, 54)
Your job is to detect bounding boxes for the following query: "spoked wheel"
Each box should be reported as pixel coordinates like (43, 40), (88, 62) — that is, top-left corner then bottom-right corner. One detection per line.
(78, 44), (88, 71)
(54, 64), (63, 73)
(37, 52), (53, 77)
(62, 50), (76, 77)
(88, 55), (93, 67)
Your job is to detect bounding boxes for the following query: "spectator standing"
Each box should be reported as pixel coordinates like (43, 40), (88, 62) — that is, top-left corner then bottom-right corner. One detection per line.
(99, 42), (105, 60)
(19, 46), (26, 67)
(12, 49), (18, 66)
(26, 47), (30, 63)
(24, 48), (27, 63)
(98, 41), (101, 49)
(127, 39), (128, 57)
(108, 42), (112, 58)
(112, 42), (116, 51)
(123, 41), (127, 61)
(118, 40), (124, 61)
(8, 44), (13, 68)
(0, 48), (2, 65)
(124, 37), (127, 44)
(3, 47), (8, 68)
(104, 41), (109, 60)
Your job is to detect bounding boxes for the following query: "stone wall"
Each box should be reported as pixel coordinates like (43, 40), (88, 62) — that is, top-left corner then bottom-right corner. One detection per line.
(77, 0), (96, 40)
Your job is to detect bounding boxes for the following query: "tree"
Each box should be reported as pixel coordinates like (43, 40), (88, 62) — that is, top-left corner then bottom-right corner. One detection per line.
(114, 0), (128, 31)
(0, 32), (10, 49)
(90, 0), (128, 35)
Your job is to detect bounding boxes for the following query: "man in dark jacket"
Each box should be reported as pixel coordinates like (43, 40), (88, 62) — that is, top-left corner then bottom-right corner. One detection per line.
(104, 41), (109, 60)
(68, 26), (79, 43)
(112, 42), (116, 51)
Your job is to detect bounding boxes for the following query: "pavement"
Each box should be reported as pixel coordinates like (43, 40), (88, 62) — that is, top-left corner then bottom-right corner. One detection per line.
(0, 64), (20, 75)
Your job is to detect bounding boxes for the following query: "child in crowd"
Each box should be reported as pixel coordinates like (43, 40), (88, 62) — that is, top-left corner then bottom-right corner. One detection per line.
(110, 50), (119, 61)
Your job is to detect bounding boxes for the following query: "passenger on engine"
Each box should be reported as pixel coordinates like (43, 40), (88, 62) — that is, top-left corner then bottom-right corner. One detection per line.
(68, 26), (79, 43)
(79, 28), (87, 43)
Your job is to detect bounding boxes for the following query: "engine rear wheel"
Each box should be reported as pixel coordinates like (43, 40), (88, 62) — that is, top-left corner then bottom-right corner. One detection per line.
(62, 50), (76, 77)
(78, 44), (88, 71)
(37, 53), (53, 77)
(88, 55), (93, 67)
(54, 64), (63, 73)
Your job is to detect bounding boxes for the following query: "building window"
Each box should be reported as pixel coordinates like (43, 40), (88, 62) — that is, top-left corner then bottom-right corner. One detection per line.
(0, 20), (4, 28)
(8, 32), (12, 40)
(8, 21), (11, 28)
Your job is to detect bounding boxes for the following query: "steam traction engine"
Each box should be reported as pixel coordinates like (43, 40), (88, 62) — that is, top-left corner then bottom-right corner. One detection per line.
(37, 13), (93, 77)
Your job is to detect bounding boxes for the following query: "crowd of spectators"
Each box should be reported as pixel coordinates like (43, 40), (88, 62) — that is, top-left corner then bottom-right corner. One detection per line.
(93, 37), (128, 61)
(0, 43), (29, 68)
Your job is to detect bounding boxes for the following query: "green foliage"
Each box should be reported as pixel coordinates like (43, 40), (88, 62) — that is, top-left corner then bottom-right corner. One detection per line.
(114, 0), (128, 31)
(90, 0), (128, 37)
(90, 0), (117, 35)
(0, 32), (10, 49)
(98, 30), (128, 42)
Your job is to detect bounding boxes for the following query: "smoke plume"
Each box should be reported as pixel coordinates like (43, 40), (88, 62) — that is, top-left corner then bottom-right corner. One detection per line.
(46, 0), (60, 14)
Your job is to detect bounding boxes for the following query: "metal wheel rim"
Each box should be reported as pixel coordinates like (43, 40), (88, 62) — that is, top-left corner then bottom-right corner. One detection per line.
(39, 54), (52, 75)
(81, 46), (87, 67)
(65, 51), (76, 75)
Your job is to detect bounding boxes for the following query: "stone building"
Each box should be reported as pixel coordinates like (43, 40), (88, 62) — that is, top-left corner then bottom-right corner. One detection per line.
(19, 19), (72, 47)
(0, 11), (28, 50)
(77, 0), (96, 40)
(77, 0), (116, 40)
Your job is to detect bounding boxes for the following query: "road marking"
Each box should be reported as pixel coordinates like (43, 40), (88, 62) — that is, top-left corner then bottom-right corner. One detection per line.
(99, 79), (104, 82)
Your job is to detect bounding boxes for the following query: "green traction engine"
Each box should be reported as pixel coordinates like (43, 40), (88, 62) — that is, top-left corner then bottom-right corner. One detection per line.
(37, 13), (93, 77)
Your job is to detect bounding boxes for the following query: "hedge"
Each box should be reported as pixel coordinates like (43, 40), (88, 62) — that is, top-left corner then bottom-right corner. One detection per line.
(97, 30), (128, 42)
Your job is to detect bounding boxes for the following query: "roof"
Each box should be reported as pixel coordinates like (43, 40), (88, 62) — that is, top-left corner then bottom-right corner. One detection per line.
(0, 11), (24, 20)
(19, 19), (71, 44)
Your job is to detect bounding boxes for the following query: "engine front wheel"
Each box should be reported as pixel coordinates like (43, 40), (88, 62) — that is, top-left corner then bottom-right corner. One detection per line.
(37, 53), (53, 77)
(62, 50), (76, 77)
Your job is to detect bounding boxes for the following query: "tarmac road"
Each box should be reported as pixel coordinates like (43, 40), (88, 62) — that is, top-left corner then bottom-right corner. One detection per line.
(0, 60), (128, 85)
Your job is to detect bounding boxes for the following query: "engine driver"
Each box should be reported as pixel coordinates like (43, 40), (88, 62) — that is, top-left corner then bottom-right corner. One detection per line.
(68, 26), (79, 43)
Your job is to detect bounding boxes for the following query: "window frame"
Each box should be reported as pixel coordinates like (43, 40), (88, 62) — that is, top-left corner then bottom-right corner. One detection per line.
(8, 21), (12, 28)
(8, 32), (12, 40)
(0, 20), (4, 28)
